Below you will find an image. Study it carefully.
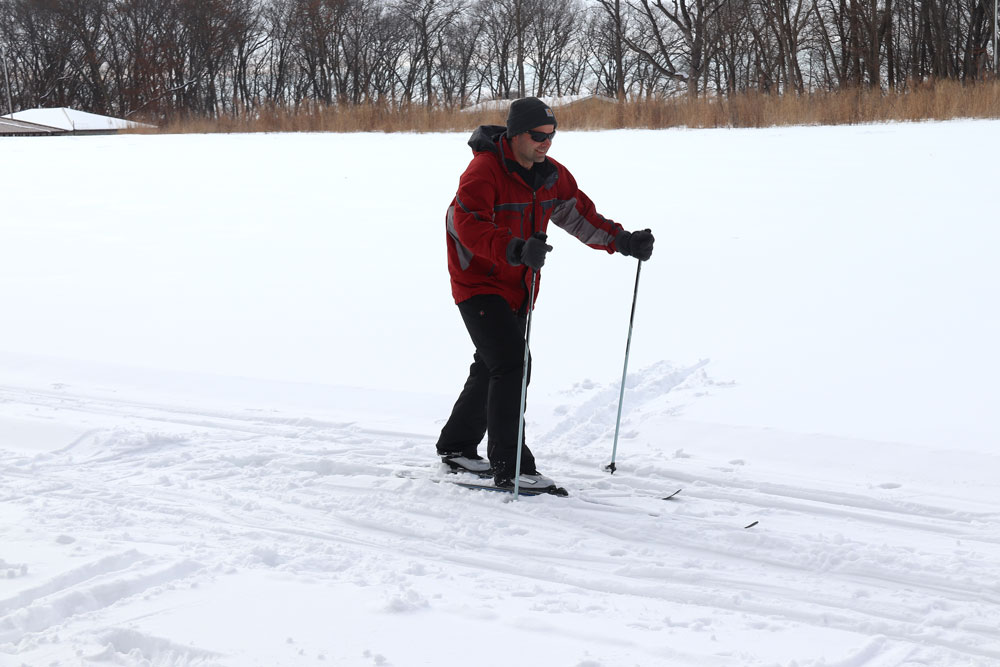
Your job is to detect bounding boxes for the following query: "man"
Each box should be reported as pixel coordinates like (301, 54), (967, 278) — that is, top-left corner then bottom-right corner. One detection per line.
(436, 96), (655, 492)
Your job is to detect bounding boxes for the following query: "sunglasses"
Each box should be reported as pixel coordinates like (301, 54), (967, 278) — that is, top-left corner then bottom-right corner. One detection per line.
(526, 129), (556, 142)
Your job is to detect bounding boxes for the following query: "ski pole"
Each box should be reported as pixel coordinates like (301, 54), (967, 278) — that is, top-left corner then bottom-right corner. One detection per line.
(513, 269), (538, 500)
(606, 259), (643, 474)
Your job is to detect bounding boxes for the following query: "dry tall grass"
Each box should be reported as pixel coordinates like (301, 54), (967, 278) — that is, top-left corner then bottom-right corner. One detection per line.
(134, 80), (1000, 134)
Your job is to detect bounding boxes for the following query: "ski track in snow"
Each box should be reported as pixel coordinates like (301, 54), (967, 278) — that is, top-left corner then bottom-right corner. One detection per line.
(1, 365), (999, 666)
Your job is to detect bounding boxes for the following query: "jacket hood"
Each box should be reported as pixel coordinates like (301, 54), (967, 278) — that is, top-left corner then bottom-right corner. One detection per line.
(467, 124), (507, 154)
(467, 124), (558, 191)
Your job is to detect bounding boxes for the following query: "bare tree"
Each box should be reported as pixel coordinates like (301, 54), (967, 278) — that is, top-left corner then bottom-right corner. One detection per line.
(396, 0), (464, 105)
(759, 0), (813, 92)
(475, 0), (519, 99)
(52, 0), (112, 112)
(527, 0), (578, 96)
(1, 0), (998, 119)
(436, 11), (486, 106)
(625, 0), (729, 97)
(586, 3), (646, 97)
(593, 0), (630, 99)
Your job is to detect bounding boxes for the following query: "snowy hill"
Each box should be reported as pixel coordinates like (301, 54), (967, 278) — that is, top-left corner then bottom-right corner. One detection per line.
(1, 123), (999, 666)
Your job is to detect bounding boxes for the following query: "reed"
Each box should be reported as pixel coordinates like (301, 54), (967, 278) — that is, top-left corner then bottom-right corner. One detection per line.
(131, 81), (1000, 134)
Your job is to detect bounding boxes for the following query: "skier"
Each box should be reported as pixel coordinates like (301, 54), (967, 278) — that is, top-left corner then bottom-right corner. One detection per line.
(436, 96), (655, 492)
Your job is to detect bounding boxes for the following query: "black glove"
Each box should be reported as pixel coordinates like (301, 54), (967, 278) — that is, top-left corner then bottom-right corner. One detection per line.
(616, 229), (655, 261)
(507, 232), (553, 270)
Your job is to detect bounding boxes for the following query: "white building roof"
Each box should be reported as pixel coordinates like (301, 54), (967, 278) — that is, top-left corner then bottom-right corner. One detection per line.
(0, 116), (59, 135)
(3, 107), (153, 132)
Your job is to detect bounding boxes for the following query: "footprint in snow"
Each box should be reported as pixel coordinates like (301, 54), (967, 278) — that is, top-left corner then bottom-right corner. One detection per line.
(1, 559), (29, 578)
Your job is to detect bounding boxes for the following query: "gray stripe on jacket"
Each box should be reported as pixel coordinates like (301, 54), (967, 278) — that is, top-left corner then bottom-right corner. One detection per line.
(446, 205), (475, 271)
(549, 198), (616, 247)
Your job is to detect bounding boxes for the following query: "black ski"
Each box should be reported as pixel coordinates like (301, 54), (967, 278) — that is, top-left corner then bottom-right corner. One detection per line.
(395, 468), (568, 496)
(450, 478), (569, 497)
(397, 468), (755, 524)
(396, 465), (704, 509)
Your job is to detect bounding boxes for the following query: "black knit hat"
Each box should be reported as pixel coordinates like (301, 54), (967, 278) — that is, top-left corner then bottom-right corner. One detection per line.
(505, 97), (557, 138)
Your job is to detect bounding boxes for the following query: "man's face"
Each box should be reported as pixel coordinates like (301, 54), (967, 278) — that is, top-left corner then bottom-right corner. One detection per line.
(510, 124), (555, 168)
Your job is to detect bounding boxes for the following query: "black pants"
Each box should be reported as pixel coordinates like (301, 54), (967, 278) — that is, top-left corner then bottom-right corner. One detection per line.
(436, 294), (536, 479)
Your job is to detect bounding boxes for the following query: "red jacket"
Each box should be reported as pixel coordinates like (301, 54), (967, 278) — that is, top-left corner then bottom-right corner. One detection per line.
(446, 125), (625, 311)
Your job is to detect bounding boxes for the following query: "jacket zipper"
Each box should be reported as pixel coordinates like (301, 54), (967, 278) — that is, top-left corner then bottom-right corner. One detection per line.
(530, 190), (537, 236)
(521, 189), (538, 312)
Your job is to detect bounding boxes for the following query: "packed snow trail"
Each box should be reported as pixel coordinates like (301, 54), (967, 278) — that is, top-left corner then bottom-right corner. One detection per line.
(2, 378), (998, 666)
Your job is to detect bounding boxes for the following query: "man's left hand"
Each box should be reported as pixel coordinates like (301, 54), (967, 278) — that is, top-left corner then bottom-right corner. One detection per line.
(618, 229), (655, 261)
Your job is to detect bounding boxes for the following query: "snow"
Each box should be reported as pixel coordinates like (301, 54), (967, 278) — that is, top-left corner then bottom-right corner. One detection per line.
(1, 122), (999, 666)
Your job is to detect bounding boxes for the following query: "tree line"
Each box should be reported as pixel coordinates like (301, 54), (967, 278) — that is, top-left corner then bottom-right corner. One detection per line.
(0, 0), (996, 120)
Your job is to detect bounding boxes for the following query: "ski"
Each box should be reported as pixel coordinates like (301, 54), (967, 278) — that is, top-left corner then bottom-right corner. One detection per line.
(397, 464), (678, 501)
(396, 466), (754, 524)
(451, 478), (569, 497)
(396, 468), (568, 497)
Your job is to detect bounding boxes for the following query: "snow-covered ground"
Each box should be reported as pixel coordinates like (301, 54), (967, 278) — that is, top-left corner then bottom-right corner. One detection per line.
(1, 122), (998, 666)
